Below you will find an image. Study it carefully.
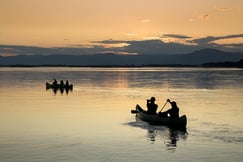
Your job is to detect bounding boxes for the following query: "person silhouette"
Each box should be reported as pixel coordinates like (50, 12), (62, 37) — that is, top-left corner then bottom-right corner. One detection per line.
(60, 80), (64, 88)
(52, 78), (57, 86)
(146, 97), (158, 115)
(164, 99), (179, 119)
(65, 80), (69, 87)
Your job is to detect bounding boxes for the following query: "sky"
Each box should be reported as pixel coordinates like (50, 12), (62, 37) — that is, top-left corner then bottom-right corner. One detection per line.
(1, 0), (243, 56)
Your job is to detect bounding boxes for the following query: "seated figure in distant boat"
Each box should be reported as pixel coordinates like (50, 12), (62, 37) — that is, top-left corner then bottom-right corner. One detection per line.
(52, 78), (57, 86)
(65, 80), (69, 87)
(161, 99), (179, 119)
(60, 80), (65, 87)
(146, 97), (158, 115)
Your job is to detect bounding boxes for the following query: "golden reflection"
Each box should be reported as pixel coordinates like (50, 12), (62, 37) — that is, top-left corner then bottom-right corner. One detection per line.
(99, 71), (129, 89)
(117, 71), (129, 88)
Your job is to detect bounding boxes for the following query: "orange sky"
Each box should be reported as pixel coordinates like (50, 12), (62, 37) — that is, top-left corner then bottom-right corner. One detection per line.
(1, 0), (243, 48)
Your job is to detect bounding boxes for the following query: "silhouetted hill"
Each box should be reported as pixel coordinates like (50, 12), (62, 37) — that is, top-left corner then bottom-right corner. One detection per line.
(1, 49), (243, 66)
(240, 58), (243, 67)
(202, 61), (241, 67)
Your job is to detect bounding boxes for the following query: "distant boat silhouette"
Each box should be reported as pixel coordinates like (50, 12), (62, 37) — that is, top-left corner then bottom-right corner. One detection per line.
(45, 82), (73, 90)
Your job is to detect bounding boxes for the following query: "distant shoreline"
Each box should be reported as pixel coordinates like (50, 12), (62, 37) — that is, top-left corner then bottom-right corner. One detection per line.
(0, 63), (242, 68)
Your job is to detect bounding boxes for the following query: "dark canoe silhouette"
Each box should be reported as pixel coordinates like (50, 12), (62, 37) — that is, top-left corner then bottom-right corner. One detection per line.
(46, 82), (73, 90)
(132, 104), (187, 129)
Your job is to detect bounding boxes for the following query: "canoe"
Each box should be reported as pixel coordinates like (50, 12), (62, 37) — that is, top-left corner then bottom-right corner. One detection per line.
(46, 82), (73, 90)
(133, 104), (187, 129)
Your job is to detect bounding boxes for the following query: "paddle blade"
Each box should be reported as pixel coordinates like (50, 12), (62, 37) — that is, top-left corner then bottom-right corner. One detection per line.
(131, 110), (138, 114)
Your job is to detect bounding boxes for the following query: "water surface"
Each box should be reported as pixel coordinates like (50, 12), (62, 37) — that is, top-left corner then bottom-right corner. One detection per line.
(0, 67), (243, 162)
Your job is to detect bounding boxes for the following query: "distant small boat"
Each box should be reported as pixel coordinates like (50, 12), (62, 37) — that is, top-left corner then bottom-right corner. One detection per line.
(131, 104), (187, 129)
(46, 82), (73, 90)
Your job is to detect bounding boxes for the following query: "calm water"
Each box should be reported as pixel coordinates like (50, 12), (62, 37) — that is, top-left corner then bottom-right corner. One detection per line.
(0, 67), (243, 162)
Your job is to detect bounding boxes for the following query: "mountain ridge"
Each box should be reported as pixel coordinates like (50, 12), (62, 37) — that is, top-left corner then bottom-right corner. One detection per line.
(1, 48), (243, 66)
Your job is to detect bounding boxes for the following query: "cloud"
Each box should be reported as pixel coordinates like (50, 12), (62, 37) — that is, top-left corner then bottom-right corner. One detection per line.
(92, 39), (127, 44)
(91, 39), (130, 48)
(124, 32), (135, 37)
(0, 45), (106, 56)
(0, 52), (18, 57)
(199, 14), (210, 21)
(71, 34), (243, 54)
(162, 34), (192, 39)
(216, 7), (228, 12)
(192, 34), (243, 46)
(1, 34), (243, 57)
(140, 19), (151, 23)
(124, 39), (194, 54)
(0, 45), (58, 56)
(220, 34), (243, 39)
(100, 51), (138, 55)
(187, 18), (194, 22)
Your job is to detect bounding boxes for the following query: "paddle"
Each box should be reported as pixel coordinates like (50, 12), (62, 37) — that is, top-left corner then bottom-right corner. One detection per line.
(158, 100), (169, 113)
(131, 100), (169, 114)
(131, 110), (138, 114)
